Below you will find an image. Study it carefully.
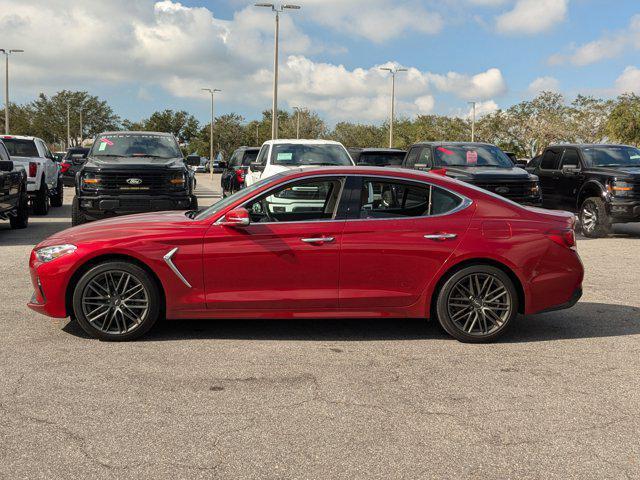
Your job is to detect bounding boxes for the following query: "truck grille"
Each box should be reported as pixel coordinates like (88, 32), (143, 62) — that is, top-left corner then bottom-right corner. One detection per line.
(473, 181), (537, 202)
(85, 171), (181, 194)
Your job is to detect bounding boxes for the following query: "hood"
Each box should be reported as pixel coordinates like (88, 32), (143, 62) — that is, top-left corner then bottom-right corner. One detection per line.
(444, 166), (533, 182)
(37, 210), (193, 248)
(85, 156), (185, 169)
(586, 166), (640, 179)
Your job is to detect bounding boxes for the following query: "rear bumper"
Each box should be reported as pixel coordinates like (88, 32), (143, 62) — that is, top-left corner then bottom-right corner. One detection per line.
(536, 287), (582, 314)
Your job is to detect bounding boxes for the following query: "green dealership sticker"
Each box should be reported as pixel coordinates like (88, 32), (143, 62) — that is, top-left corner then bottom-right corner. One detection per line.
(277, 152), (293, 161)
(98, 142), (107, 151)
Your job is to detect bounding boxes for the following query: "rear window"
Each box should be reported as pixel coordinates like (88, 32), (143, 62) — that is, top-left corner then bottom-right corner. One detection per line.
(64, 149), (89, 160)
(242, 150), (259, 166)
(358, 151), (405, 166)
(271, 144), (353, 166)
(3, 138), (38, 157)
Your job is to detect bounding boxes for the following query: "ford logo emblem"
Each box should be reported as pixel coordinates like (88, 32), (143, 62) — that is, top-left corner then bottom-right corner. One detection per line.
(495, 186), (510, 194)
(126, 178), (142, 185)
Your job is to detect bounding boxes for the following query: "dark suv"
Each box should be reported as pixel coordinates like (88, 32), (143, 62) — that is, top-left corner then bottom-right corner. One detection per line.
(220, 146), (259, 197)
(348, 148), (406, 167)
(72, 131), (198, 225)
(401, 142), (542, 205)
(526, 144), (640, 237)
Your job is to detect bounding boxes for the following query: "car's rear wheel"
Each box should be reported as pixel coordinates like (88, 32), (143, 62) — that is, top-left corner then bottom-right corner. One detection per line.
(72, 261), (161, 341)
(10, 191), (29, 229)
(580, 197), (611, 238)
(436, 265), (518, 343)
(33, 182), (50, 215)
(50, 177), (64, 207)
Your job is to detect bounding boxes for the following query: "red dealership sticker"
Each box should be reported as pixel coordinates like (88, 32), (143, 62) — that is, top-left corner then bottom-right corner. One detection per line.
(100, 138), (114, 146)
(466, 150), (478, 164)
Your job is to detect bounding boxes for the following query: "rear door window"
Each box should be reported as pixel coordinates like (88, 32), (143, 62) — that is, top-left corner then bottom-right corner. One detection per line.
(541, 149), (562, 170)
(560, 148), (580, 168)
(403, 147), (420, 169)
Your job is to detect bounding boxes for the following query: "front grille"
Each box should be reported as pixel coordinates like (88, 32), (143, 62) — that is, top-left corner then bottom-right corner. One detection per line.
(84, 171), (182, 194)
(474, 181), (537, 201)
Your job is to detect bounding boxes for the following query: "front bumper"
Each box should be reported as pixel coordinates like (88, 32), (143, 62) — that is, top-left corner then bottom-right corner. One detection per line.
(77, 193), (192, 219)
(607, 198), (640, 222)
(27, 250), (74, 318)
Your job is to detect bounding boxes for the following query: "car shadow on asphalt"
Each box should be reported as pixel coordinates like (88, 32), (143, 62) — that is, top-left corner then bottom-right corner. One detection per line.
(61, 301), (640, 343)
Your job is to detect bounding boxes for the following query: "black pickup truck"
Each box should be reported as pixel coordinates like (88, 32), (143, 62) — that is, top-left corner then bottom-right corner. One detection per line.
(0, 139), (29, 229)
(526, 144), (640, 237)
(72, 131), (199, 226)
(401, 142), (542, 205)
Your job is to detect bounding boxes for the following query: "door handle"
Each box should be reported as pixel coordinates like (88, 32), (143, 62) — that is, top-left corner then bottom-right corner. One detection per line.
(424, 233), (457, 241)
(301, 237), (335, 243)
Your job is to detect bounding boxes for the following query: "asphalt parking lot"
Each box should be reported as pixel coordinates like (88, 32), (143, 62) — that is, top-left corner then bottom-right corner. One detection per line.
(1, 173), (639, 479)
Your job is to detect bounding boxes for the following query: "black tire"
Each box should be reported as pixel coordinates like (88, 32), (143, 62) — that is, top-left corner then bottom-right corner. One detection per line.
(580, 197), (611, 238)
(435, 265), (518, 343)
(189, 195), (198, 210)
(71, 196), (88, 226)
(72, 261), (161, 341)
(33, 182), (50, 215)
(10, 191), (29, 229)
(50, 177), (64, 207)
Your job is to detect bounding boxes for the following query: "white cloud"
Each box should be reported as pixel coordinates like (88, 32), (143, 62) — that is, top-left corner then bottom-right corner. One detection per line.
(528, 76), (560, 95)
(468, 0), (509, 6)
(549, 14), (640, 66)
(300, 0), (443, 43)
(468, 100), (499, 118)
(614, 66), (640, 94)
(0, 0), (508, 123)
(496, 0), (568, 35)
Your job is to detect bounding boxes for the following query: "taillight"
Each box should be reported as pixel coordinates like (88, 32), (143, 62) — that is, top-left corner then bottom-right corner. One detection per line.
(546, 228), (576, 250)
(28, 162), (37, 177)
(236, 169), (245, 183)
(60, 161), (71, 173)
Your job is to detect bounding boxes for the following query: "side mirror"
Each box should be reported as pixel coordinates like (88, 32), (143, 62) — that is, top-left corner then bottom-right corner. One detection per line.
(185, 155), (200, 167)
(250, 161), (265, 172)
(0, 160), (13, 172)
(220, 207), (250, 227)
(218, 161), (228, 169)
(562, 165), (580, 174)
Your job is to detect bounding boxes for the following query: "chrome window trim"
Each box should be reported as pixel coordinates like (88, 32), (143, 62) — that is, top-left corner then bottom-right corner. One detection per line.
(213, 173), (473, 225)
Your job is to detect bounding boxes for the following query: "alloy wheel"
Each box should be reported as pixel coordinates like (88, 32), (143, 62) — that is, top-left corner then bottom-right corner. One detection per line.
(581, 204), (597, 233)
(81, 270), (149, 335)
(446, 273), (512, 336)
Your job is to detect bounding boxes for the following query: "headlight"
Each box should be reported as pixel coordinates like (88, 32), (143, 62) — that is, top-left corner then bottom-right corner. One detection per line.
(530, 182), (540, 195)
(608, 180), (633, 195)
(35, 244), (77, 263)
(82, 173), (100, 187)
(170, 172), (186, 186)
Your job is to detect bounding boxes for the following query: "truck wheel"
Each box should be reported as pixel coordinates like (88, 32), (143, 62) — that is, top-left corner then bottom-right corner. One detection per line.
(10, 191), (29, 229)
(71, 196), (88, 226)
(33, 182), (50, 215)
(189, 196), (198, 210)
(580, 197), (611, 238)
(50, 177), (64, 207)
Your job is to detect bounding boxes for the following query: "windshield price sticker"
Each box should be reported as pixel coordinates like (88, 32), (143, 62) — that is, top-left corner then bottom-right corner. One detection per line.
(277, 153), (293, 161)
(466, 150), (478, 164)
(98, 142), (107, 151)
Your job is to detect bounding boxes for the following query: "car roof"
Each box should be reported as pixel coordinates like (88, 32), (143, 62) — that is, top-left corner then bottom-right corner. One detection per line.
(97, 131), (174, 137)
(1, 135), (41, 141)
(235, 146), (260, 151)
(262, 139), (344, 146)
(412, 141), (497, 148)
(547, 143), (635, 149)
(357, 148), (406, 153)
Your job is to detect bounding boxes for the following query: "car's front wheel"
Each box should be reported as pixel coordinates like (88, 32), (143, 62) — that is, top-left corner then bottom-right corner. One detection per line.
(580, 197), (611, 238)
(72, 261), (161, 341)
(50, 177), (64, 207)
(436, 265), (518, 343)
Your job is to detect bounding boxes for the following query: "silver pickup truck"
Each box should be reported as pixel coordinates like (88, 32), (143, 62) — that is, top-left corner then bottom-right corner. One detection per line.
(1, 135), (63, 215)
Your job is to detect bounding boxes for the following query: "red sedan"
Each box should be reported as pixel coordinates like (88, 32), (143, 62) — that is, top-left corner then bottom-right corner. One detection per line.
(28, 167), (583, 342)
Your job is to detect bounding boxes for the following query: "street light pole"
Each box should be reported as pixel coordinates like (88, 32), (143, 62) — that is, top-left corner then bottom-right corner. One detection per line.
(66, 100), (71, 148)
(380, 66), (407, 148)
(202, 88), (221, 182)
(468, 101), (477, 142)
(255, 3), (301, 140)
(0, 49), (24, 134)
(293, 106), (302, 139)
(79, 107), (83, 144)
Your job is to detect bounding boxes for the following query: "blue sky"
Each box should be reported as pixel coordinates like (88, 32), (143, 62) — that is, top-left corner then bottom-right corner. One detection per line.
(3, 0), (640, 124)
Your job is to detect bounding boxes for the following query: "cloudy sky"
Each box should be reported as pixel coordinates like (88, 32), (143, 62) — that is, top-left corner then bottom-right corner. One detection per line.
(1, 0), (639, 124)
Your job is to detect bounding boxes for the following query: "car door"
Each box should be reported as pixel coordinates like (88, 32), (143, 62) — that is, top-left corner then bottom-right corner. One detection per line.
(557, 148), (583, 210)
(537, 148), (562, 208)
(222, 151), (238, 192)
(37, 140), (57, 187)
(203, 175), (347, 311)
(0, 144), (11, 209)
(246, 144), (269, 186)
(338, 176), (474, 309)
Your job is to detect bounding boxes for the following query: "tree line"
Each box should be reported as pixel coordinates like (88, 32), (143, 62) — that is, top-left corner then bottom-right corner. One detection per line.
(1, 89), (639, 158)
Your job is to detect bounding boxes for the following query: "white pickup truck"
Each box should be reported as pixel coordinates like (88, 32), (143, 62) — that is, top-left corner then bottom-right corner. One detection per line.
(1, 135), (63, 215)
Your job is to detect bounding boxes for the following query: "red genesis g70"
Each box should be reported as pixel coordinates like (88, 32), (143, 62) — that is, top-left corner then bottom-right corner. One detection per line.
(28, 167), (583, 342)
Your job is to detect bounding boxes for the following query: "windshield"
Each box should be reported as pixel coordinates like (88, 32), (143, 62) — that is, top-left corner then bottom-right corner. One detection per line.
(358, 152), (405, 166)
(434, 144), (514, 168)
(271, 144), (353, 166)
(582, 146), (640, 167)
(90, 133), (182, 159)
(194, 175), (280, 220)
(3, 138), (38, 157)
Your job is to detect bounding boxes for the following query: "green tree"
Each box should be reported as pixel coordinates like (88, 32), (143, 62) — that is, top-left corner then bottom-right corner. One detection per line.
(606, 93), (640, 146)
(129, 109), (200, 144)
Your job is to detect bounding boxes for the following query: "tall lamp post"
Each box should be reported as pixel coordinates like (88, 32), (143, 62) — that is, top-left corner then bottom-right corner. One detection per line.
(0, 49), (24, 134)
(66, 99), (71, 148)
(254, 3), (301, 140)
(293, 106), (302, 139)
(202, 88), (221, 182)
(468, 101), (477, 142)
(380, 66), (407, 148)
